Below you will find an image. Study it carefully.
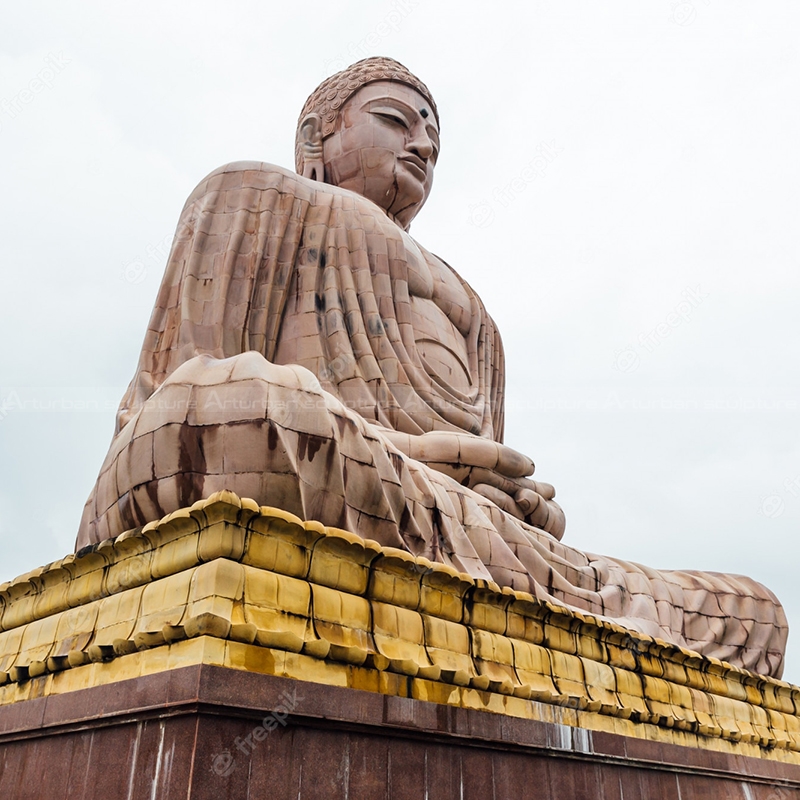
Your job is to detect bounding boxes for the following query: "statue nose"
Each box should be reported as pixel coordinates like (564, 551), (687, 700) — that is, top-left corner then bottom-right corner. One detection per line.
(408, 129), (434, 160)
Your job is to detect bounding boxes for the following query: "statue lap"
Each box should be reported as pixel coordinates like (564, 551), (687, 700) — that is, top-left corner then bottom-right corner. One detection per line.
(79, 349), (787, 677)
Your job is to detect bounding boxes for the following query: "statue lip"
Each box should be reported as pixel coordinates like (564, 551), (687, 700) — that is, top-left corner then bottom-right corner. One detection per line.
(399, 154), (428, 179)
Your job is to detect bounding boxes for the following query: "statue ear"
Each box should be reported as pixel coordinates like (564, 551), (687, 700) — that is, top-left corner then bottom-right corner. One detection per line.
(298, 113), (324, 181)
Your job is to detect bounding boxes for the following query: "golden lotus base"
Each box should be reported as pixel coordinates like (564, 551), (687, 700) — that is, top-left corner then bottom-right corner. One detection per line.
(4, 633), (798, 764)
(1, 491), (799, 773)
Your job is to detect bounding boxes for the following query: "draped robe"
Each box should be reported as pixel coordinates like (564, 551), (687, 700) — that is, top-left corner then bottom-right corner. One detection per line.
(77, 162), (788, 677)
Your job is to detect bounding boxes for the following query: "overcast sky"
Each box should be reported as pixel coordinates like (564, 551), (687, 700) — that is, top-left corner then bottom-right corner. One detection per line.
(2, 1), (799, 681)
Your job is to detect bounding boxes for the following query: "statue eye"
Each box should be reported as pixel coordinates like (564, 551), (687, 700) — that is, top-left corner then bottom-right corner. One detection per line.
(374, 111), (409, 129)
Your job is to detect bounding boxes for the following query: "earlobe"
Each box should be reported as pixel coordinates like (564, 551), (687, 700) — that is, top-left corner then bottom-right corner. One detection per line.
(298, 113), (324, 181)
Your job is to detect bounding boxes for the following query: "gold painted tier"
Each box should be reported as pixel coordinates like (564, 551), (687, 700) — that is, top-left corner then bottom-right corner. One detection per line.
(1, 491), (799, 762)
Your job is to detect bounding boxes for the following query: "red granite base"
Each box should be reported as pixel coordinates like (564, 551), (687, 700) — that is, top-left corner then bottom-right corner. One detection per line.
(0, 666), (798, 799)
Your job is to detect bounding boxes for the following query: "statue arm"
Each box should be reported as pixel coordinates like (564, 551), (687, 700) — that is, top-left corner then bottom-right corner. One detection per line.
(116, 161), (312, 432)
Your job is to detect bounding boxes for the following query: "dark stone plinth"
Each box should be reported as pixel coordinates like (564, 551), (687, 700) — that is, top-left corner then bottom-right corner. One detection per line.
(0, 666), (798, 799)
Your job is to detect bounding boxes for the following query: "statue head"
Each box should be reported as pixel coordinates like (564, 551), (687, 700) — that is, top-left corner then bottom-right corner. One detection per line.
(296, 57), (440, 230)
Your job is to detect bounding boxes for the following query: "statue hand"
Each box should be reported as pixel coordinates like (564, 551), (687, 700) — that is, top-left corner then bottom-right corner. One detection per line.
(468, 468), (566, 541)
(379, 430), (565, 539)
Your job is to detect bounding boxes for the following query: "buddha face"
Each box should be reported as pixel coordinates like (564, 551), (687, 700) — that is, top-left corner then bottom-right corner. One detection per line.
(322, 81), (440, 229)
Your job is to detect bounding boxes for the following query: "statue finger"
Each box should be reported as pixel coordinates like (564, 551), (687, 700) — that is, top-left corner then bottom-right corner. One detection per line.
(545, 501), (566, 540)
(510, 476), (538, 493)
(468, 467), (516, 493)
(526, 495), (552, 530)
(502, 475), (556, 500)
(514, 488), (541, 517)
(414, 432), (463, 463)
(532, 481), (556, 500)
(470, 483), (525, 520)
(456, 436), (503, 470)
(494, 443), (535, 478)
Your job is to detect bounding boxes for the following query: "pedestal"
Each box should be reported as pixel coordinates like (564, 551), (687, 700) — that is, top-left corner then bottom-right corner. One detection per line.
(1, 492), (799, 798)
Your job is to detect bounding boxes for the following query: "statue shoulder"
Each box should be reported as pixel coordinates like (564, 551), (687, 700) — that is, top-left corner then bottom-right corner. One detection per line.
(182, 161), (319, 207)
(182, 161), (390, 219)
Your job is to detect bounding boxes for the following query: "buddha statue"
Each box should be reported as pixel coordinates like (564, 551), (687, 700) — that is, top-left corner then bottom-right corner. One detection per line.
(76, 57), (788, 678)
